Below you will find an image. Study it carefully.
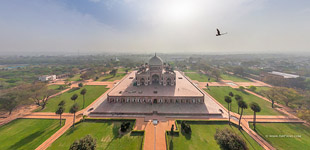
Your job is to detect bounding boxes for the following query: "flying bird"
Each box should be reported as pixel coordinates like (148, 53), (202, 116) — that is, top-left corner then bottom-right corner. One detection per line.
(216, 28), (227, 36)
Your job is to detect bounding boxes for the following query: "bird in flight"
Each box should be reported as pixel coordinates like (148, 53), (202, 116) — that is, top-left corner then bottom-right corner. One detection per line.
(216, 28), (227, 36)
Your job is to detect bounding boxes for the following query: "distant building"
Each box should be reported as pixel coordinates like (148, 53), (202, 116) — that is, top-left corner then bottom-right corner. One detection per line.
(39, 75), (56, 81)
(267, 71), (299, 79)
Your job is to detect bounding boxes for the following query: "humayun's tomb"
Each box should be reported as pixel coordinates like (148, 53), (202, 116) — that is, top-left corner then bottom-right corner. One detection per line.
(107, 54), (204, 104)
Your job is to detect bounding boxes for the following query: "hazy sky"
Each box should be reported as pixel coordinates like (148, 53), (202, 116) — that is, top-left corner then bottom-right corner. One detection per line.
(0, 0), (310, 55)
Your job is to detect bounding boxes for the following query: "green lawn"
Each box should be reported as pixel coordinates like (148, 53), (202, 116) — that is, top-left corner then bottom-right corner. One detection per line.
(253, 87), (271, 95)
(118, 68), (131, 72)
(205, 86), (282, 115)
(185, 72), (216, 82)
(221, 73), (251, 82)
(48, 84), (68, 92)
(41, 85), (109, 112)
(0, 119), (64, 150)
(48, 120), (144, 150)
(167, 121), (262, 150)
(68, 74), (81, 81)
(97, 73), (126, 82)
(250, 123), (310, 150)
(182, 69), (196, 72)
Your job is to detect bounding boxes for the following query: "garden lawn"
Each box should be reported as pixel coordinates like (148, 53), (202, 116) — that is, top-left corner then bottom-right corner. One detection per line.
(167, 121), (262, 150)
(42, 85), (109, 112)
(0, 119), (64, 150)
(250, 123), (310, 150)
(48, 119), (144, 150)
(97, 73), (126, 82)
(118, 68), (131, 72)
(254, 86), (271, 94)
(68, 74), (81, 81)
(48, 84), (68, 92)
(182, 69), (196, 72)
(221, 73), (251, 82)
(205, 86), (282, 115)
(185, 72), (216, 82)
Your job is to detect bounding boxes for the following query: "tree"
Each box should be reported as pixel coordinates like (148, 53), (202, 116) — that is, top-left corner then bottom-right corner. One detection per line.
(224, 96), (232, 124)
(0, 95), (18, 115)
(229, 92), (234, 97)
(238, 100), (248, 129)
(55, 106), (65, 126)
(71, 94), (78, 102)
(261, 88), (278, 108)
(69, 135), (96, 150)
(70, 103), (79, 127)
(120, 122), (131, 132)
(250, 102), (261, 131)
(58, 100), (66, 107)
(234, 95), (243, 114)
(248, 86), (256, 92)
(214, 128), (248, 150)
(110, 69), (118, 77)
(30, 82), (56, 109)
(239, 86), (245, 91)
(277, 87), (301, 107)
(211, 69), (221, 81)
(78, 83), (83, 88)
(80, 88), (87, 108)
(170, 125), (174, 136)
(233, 66), (245, 77)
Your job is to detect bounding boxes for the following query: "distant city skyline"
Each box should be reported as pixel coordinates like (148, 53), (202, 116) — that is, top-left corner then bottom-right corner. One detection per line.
(0, 0), (310, 55)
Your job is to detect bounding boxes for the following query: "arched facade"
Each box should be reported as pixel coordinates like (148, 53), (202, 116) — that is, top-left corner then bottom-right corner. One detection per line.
(136, 54), (176, 86)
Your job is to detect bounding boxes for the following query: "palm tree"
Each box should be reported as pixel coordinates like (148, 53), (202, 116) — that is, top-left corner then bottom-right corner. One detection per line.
(250, 102), (261, 131)
(235, 94), (243, 114)
(238, 100), (248, 129)
(70, 103), (79, 127)
(224, 96), (232, 124)
(55, 106), (65, 126)
(80, 88), (87, 108)
(71, 94), (78, 102)
(229, 92), (234, 97)
(228, 92), (234, 110)
(58, 100), (66, 107)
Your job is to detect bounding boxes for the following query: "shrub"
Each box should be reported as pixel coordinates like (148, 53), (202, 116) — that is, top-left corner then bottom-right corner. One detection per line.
(181, 121), (192, 134)
(78, 83), (84, 87)
(239, 86), (245, 91)
(214, 128), (248, 150)
(120, 122), (131, 132)
(69, 135), (96, 150)
(248, 85), (256, 92)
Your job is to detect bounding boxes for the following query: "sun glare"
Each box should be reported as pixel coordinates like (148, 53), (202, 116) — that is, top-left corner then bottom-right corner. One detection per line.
(160, 1), (199, 23)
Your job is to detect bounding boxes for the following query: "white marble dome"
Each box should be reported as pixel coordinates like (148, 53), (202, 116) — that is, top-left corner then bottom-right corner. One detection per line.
(149, 54), (163, 66)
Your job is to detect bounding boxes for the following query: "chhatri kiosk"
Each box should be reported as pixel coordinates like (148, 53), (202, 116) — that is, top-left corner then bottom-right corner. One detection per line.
(107, 54), (204, 104)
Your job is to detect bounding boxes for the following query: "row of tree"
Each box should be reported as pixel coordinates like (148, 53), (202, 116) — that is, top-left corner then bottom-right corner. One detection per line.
(225, 92), (261, 130)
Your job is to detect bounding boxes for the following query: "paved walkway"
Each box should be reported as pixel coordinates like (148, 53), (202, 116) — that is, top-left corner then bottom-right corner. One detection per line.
(22, 112), (75, 150)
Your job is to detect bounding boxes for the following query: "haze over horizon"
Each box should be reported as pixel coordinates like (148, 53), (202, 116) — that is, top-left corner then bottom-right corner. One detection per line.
(0, 0), (310, 55)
